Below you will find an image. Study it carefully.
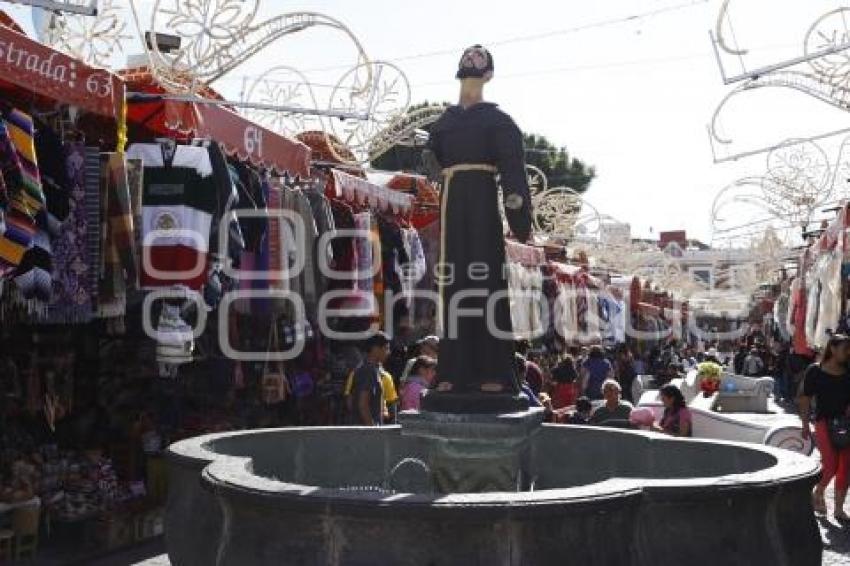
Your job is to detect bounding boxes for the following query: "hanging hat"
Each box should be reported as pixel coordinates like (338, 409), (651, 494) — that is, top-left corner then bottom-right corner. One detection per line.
(456, 44), (494, 79)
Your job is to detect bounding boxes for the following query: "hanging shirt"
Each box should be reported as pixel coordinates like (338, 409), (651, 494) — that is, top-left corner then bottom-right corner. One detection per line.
(612, 300), (627, 344)
(354, 212), (374, 294)
(205, 140), (244, 261)
(328, 200), (355, 290)
(555, 279), (579, 343)
(508, 262), (544, 339)
(281, 188), (319, 312)
(807, 250), (841, 350)
(126, 143), (216, 290)
(398, 228), (427, 309)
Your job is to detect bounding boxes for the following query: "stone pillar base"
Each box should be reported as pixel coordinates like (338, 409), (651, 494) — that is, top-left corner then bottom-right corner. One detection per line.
(398, 407), (544, 493)
(419, 392), (530, 414)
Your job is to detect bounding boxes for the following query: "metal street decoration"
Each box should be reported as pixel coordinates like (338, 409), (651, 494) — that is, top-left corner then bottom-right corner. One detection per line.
(34, 0), (130, 68)
(135, 1), (369, 93)
(129, 0), (412, 164)
(710, 4), (850, 161)
(241, 60), (413, 164)
(714, 0), (747, 57)
(36, 1), (414, 165)
(367, 103), (449, 161)
(7, 0), (96, 16)
(531, 187), (590, 240)
(711, 137), (850, 247)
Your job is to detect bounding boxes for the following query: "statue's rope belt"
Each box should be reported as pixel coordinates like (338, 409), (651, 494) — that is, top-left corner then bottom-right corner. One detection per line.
(437, 164), (499, 338)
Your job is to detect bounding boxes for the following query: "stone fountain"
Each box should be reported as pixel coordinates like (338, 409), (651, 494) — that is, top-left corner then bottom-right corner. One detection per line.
(166, 420), (821, 566)
(165, 365), (822, 565)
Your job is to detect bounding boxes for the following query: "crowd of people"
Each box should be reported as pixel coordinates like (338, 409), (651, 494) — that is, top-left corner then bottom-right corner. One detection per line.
(339, 328), (850, 524)
(343, 334), (702, 440)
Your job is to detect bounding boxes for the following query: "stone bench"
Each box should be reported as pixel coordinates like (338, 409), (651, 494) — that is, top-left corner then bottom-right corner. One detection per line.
(717, 373), (774, 413)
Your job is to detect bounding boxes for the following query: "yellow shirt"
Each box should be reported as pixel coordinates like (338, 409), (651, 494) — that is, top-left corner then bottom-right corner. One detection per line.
(380, 369), (399, 405)
(344, 367), (398, 406)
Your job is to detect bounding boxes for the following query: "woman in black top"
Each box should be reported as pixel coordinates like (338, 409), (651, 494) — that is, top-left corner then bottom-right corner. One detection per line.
(800, 334), (850, 521)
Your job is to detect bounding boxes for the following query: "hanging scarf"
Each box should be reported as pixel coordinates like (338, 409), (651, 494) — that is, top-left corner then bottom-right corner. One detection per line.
(126, 158), (144, 271)
(85, 148), (102, 311)
(42, 142), (92, 323)
(98, 153), (138, 318)
(0, 114), (39, 273)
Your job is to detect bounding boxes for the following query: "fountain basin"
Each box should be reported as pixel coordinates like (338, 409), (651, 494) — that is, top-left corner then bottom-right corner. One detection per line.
(166, 425), (821, 566)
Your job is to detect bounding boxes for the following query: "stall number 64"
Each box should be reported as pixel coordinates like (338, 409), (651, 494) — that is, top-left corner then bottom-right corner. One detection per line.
(244, 127), (263, 157)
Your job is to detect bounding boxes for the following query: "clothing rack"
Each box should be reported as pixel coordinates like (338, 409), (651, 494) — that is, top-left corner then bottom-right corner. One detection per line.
(330, 169), (414, 216)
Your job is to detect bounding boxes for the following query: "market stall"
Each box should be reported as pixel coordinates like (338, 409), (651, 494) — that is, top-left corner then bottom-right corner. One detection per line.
(0, 15), (173, 560)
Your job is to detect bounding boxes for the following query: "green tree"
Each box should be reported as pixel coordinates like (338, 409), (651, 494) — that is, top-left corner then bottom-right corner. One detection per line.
(371, 102), (595, 193)
(523, 134), (595, 193)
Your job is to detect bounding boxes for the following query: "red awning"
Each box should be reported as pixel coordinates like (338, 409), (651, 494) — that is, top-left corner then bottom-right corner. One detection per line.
(0, 22), (124, 119)
(124, 69), (311, 178)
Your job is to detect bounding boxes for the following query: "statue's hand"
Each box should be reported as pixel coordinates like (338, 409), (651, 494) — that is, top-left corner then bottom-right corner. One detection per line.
(506, 206), (532, 243)
(421, 150), (442, 183)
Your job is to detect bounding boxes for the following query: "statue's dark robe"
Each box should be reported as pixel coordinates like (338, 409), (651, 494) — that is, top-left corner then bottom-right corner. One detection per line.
(426, 102), (533, 397)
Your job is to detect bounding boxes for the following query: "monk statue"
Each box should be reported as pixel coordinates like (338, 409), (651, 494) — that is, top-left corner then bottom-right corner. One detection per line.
(421, 45), (534, 414)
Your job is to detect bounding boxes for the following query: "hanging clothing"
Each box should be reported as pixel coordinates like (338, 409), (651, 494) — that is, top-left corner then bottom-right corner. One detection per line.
(353, 212), (374, 295)
(126, 158), (144, 255)
(584, 286), (601, 344)
(508, 262), (543, 340)
(398, 227), (427, 309)
(126, 143), (216, 290)
(377, 214), (409, 322)
(575, 276), (590, 338)
(0, 109), (45, 273)
(328, 199), (355, 291)
(84, 148), (102, 308)
(806, 250), (842, 350)
(377, 215), (409, 297)
(266, 185), (286, 293)
(540, 264), (560, 347)
(231, 161), (266, 254)
(281, 187), (320, 314)
(5, 109), (44, 219)
(34, 122), (71, 222)
(13, 228), (52, 301)
(787, 277), (801, 342)
(612, 299), (627, 344)
(237, 178), (272, 314)
(773, 290), (791, 342)
(305, 188), (336, 288)
(98, 153), (139, 317)
(235, 251), (257, 315)
(205, 140), (245, 261)
(426, 102), (533, 395)
(413, 218), (440, 332)
(156, 303), (195, 378)
(371, 216), (384, 325)
(790, 276), (813, 356)
(43, 142), (94, 323)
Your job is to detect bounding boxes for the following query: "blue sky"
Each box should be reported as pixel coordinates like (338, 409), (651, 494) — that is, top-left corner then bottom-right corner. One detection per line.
(6, 0), (850, 244)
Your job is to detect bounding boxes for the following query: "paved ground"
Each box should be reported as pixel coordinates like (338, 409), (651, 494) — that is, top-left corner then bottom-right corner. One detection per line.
(820, 487), (850, 566)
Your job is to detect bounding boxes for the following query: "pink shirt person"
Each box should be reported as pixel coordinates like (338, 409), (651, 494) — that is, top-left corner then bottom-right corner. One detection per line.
(399, 356), (437, 411)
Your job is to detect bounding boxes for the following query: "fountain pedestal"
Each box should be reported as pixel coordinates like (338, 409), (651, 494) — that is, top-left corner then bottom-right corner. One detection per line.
(399, 403), (544, 493)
